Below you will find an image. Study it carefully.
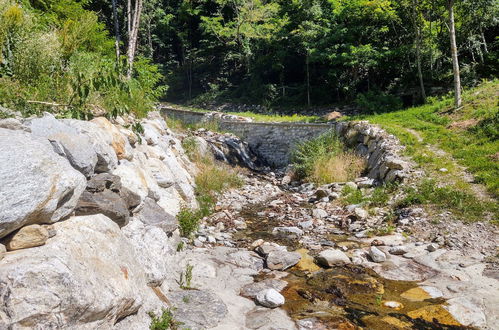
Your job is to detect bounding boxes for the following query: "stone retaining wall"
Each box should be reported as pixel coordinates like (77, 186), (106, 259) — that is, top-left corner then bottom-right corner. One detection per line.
(161, 107), (410, 183)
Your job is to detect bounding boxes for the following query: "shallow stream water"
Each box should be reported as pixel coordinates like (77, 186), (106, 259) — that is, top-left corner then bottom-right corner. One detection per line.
(233, 198), (474, 329)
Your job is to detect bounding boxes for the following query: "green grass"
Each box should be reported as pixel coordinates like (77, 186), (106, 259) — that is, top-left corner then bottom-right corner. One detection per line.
(397, 179), (498, 223)
(291, 131), (365, 184)
(347, 80), (499, 199)
(163, 103), (323, 123)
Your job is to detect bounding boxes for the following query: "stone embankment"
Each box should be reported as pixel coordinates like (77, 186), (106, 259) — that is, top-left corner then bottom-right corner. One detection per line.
(161, 107), (412, 183)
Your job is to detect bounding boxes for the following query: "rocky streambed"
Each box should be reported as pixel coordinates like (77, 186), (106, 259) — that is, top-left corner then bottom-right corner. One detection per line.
(184, 170), (499, 329)
(0, 110), (497, 330)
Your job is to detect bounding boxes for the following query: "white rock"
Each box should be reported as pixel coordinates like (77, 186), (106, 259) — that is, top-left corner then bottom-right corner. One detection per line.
(272, 226), (303, 238)
(28, 114), (98, 177)
(256, 289), (285, 308)
(312, 209), (328, 219)
(426, 243), (439, 252)
(0, 128), (86, 239)
(369, 246), (386, 263)
(0, 215), (149, 329)
(389, 245), (409, 255)
(316, 249), (351, 267)
(122, 219), (175, 286)
(444, 297), (486, 327)
(64, 119), (118, 172)
(354, 208), (369, 220)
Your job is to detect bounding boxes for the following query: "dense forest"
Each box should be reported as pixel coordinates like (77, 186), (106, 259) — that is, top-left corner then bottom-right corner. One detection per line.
(0, 0), (498, 118)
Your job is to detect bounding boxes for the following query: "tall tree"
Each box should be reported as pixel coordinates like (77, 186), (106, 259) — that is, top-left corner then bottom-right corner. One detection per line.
(127, 0), (144, 78)
(412, 0), (426, 102)
(111, 0), (121, 63)
(447, 0), (462, 108)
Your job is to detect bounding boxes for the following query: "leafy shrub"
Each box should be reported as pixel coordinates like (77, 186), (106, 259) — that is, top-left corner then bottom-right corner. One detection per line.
(148, 308), (181, 330)
(177, 207), (201, 238)
(355, 91), (402, 114)
(291, 131), (365, 184)
(0, 0), (164, 119)
(340, 185), (364, 205)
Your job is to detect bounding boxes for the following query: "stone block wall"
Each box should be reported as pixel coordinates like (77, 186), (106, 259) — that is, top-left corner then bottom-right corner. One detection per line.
(161, 108), (411, 183)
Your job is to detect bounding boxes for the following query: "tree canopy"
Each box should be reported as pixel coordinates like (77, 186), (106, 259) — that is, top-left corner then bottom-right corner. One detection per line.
(0, 0), (498, 116)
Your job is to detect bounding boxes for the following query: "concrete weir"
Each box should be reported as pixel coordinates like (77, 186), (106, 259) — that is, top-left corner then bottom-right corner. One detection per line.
(160, 106), (412, 183)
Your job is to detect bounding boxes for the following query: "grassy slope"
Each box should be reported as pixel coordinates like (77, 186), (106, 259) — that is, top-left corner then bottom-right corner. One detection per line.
(348, 80), (499, 199)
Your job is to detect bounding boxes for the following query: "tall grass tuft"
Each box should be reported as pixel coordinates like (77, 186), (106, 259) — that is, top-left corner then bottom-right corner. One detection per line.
(291, 131), (365, 184)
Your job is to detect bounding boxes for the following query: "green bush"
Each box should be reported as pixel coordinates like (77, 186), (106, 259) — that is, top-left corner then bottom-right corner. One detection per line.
(0, 0), (164, 119)
(177, 207), (201, 238)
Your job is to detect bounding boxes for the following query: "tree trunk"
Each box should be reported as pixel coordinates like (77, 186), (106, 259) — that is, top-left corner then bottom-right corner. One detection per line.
(306, 51), (310, 107)
(127, 0), (144, 79)
(413, 0), (426, 102)
(480, 26), (488, 54)
(448, 0), (462, 108)
(127, 0), (132, 37)
(111, 0), (121, 64)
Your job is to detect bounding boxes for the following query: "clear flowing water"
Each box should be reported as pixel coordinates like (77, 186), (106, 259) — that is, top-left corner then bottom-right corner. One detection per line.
(233, 200), (474, 329)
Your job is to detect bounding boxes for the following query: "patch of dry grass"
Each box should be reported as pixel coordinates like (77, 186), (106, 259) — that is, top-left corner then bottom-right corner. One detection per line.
(310, 153), (366, 185)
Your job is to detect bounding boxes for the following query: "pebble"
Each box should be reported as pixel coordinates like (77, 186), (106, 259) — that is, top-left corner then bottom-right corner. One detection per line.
(255, 289), (285, 308)
(316, 249), (351, 267)
(368, 246), (386, 263)
(384, 301), (404, 309)
(389, 246), (409, 255)
(426, 243), (439, 252)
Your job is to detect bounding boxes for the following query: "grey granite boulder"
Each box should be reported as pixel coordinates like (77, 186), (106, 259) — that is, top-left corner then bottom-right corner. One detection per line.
(27, 114), (98, 177)
(0, 128), (86, 239)
(135, 197), (178, 233)
(64, 119), (119, 172)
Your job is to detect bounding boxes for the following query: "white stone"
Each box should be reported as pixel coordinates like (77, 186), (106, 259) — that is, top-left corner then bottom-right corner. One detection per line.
(28, 114), (98, 177)
(256, 289), (285, 308)
(0, 215), (150, 329)
(312, 208), (328, 219)
(369, 246), (386, 263)
(444, 297), (486, 327)
(316, 249), (351, 267)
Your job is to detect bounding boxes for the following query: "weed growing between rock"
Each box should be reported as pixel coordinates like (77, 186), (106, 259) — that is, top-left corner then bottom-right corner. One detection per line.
(177, 264), (194, 290)
(291, 131), (365, 184)
(177, 137), (243, 237)
(148, 308), (182, 330)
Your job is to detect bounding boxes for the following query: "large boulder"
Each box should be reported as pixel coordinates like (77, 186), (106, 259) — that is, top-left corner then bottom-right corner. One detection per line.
(134, 198), (178, 234)
(122, 219), (176, 286)
(91, 117), (133, 161)
(0, 215), (148, 329)
(64, 119), (119, 172)
(75, 173), (140, 227)
(0, 128), (86, 239)
(27, 114), (98, 177)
